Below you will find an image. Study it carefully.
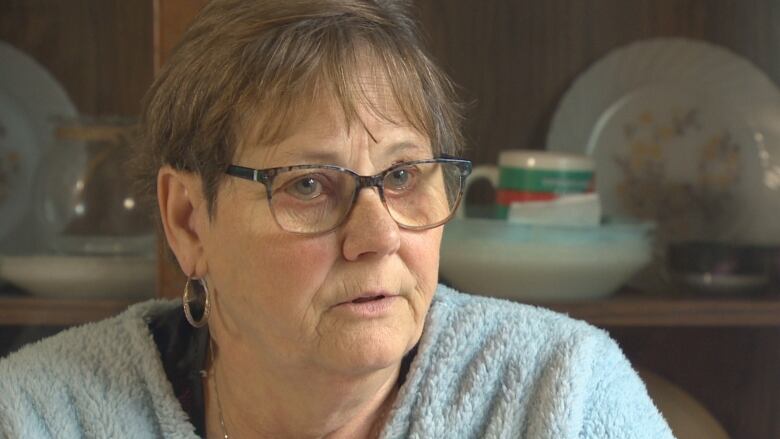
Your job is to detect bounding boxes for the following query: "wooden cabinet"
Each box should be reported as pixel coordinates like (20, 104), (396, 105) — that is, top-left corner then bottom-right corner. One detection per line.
(0, 0), (203, 355)
(0, 0), (154, 117)
(414, 2), (780, 437)
(1, 1), (778, 438)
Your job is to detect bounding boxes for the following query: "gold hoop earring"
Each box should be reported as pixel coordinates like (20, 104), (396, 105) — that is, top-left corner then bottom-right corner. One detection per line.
(183, 276), (210, 328)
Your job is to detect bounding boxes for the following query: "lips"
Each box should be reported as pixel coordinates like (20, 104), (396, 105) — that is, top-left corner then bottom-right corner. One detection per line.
(351, 294), (387, 304)
(338, 291), (397, 306)
(335, 292), (400, 317)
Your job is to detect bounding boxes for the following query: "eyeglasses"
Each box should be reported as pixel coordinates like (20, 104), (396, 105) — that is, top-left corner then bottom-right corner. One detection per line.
(225, 157), (472, 234)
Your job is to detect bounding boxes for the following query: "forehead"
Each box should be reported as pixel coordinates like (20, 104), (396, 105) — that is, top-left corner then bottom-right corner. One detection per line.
(235, 77), (432, 167)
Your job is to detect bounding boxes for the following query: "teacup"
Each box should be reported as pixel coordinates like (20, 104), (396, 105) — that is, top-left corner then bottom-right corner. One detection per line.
(459, 150), (595, 219)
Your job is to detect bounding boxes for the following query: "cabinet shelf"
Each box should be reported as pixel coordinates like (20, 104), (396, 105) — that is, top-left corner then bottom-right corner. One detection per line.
(3, 289), (780, 327)
(0, 296), (138, 326)
(533, 289), (780, 327)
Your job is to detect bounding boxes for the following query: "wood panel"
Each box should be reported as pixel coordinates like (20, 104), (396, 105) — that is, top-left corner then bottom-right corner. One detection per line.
(0, 297), (135, 326)
(413, 1), (780, 437)
(0, 0), (154, 353)
(0, 0), (206, 300)
(0, 325), (67, 358)
(416, 0), (780, 167)
(538, 290), (780, 327)
(611, 327), (780, 439)
(152, 0), (210, 299)
(153, 0), (210, 72)
(0, 0), (154, 116)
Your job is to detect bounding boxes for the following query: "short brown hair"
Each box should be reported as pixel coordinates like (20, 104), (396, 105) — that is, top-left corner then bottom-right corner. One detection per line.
(132, 0), (464, 221)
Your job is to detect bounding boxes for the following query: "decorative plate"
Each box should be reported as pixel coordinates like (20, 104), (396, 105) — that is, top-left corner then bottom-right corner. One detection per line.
(0, 41), (78, 254)
(547, 38), (780, 247)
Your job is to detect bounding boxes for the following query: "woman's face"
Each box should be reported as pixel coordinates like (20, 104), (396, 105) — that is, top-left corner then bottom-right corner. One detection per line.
(202, 95), (442, 376)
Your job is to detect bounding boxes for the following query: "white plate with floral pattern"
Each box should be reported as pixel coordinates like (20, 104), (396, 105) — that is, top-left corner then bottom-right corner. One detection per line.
(547, 38), (780, 247)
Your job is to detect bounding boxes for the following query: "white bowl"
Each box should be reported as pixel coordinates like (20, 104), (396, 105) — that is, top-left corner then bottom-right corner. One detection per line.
(440, 218), (653, 301)
(0, 254), (156, 300)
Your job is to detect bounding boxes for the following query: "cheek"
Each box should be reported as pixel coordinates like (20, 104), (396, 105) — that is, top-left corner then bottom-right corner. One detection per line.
(206, 197), (337, 316)
(401, 227), (442, 290)
(230, 233), (336, 304)
(261, 237), (337, 294)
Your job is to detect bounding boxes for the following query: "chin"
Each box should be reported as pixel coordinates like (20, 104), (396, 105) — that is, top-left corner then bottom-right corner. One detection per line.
(330, 323), (414, 374)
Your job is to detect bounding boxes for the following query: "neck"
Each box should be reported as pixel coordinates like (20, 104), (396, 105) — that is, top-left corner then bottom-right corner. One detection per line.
(205, 341), (401, 439)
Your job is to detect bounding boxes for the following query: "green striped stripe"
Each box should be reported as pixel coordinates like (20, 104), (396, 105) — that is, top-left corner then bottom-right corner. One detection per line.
(499, 168), (592, 193)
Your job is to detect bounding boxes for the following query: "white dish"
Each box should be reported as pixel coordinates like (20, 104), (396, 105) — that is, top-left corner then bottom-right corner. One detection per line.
(439, 218), (652, 301)
(547, 38), (780, 246)
(673, 272), (769, 294)
(638, 368), (730, 439)
(0, 255), (156, 300)
(0, 41), (78, 254)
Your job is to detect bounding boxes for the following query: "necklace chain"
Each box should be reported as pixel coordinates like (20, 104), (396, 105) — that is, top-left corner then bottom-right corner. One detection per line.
(208, 339), (231, 439)
(205, 339), (395, 439)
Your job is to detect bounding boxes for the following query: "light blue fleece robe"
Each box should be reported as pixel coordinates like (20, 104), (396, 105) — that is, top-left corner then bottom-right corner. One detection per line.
(0, 285), (674, 438)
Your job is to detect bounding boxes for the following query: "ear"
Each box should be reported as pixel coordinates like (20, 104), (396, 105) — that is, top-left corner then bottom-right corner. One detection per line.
(157, 165), (209, 278)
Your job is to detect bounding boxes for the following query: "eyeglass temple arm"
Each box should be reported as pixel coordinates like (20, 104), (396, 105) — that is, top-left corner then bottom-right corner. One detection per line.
(226, 165), (271, 184)
(441, 158), (473, 177)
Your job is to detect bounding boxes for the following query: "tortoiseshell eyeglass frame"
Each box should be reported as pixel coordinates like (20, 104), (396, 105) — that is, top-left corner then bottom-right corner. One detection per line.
(225, 156), (472, 235)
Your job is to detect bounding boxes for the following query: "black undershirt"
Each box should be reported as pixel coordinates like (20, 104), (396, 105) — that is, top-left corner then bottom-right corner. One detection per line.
(148, 305), (210, 436)
(147, 306), (417, 438)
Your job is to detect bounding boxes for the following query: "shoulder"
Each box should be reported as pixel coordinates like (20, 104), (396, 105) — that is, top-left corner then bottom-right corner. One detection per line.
(403, 285), (673, 438)
(0, 299), (195, 438)
(427, 285), (641, 397)
(417, 285), (621, 407)
(0, 299), (177, 376)
(429, 284), (610, 357)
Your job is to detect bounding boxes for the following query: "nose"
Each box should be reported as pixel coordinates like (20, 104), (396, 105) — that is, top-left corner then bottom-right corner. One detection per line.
(341, 187), (401, 261)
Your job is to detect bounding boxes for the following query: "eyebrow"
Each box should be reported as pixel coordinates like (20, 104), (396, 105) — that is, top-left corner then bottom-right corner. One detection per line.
(386, 141), (432, 158)
(278, 141), (432, 165)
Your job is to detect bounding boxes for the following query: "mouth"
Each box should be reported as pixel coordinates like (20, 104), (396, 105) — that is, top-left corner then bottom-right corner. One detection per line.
(334, 291), (400, 316)
(338, 292), (398, 306)
(351, 294), (388, 304)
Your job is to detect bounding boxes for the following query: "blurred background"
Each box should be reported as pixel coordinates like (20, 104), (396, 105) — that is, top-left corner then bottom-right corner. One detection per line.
(1, 1), (779, 438)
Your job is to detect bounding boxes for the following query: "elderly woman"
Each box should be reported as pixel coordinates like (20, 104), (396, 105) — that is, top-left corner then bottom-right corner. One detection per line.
(0, 1), (674, 438)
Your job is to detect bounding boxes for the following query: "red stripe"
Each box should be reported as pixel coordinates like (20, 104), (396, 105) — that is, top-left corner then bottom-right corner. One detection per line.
(496, 190), (558, 204)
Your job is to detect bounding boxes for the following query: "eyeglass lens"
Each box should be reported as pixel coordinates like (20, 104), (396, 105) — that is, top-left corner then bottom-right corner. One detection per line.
(268, 162), (463, 233)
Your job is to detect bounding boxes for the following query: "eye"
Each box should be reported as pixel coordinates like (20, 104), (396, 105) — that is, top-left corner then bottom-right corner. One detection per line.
(385, 166), (418, 191)
(285, 175), (325, 200)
